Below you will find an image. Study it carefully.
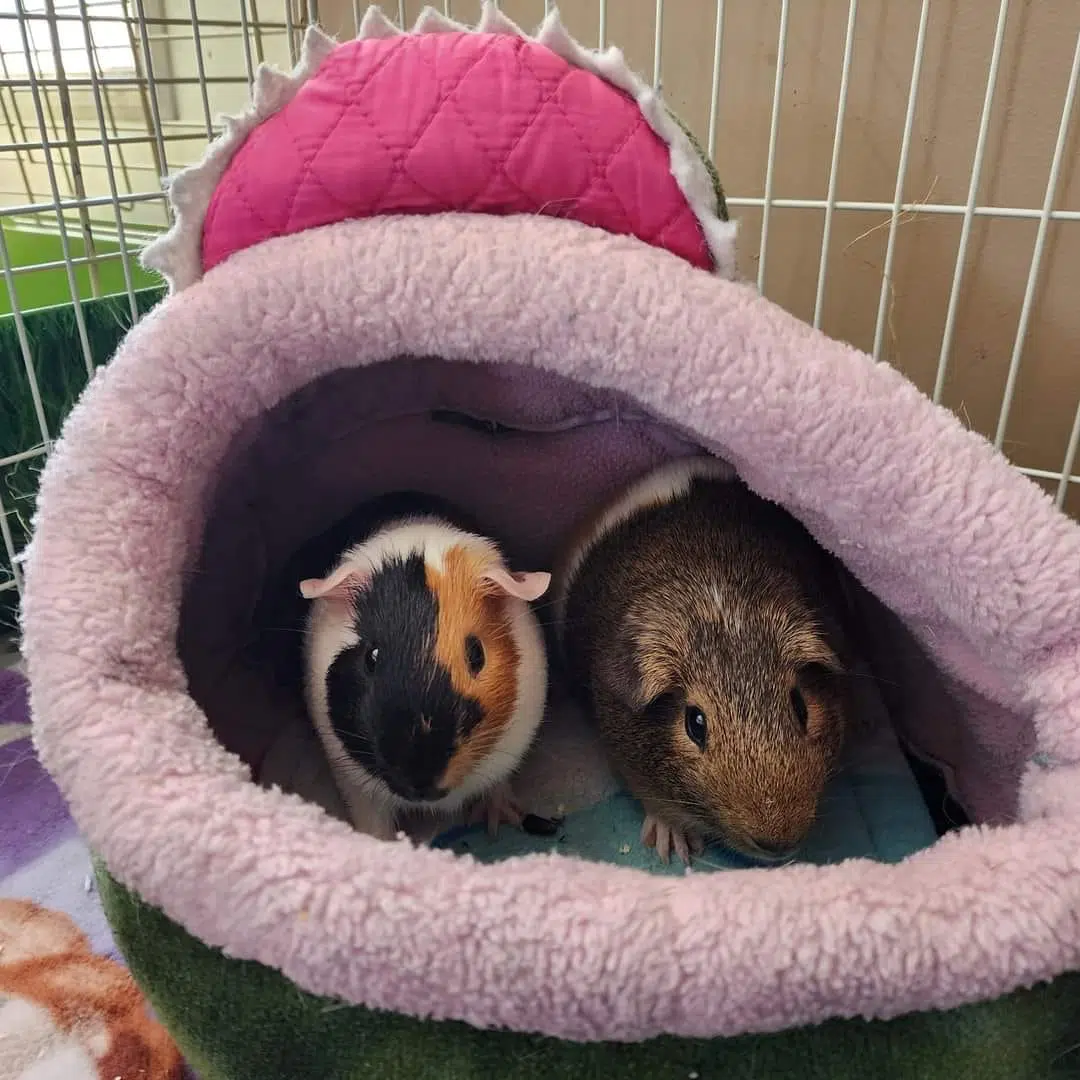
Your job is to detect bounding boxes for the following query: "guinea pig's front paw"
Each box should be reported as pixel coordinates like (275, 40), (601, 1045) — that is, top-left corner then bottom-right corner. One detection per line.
(468, 782), (524, 838)
(641, 814), (704, 866)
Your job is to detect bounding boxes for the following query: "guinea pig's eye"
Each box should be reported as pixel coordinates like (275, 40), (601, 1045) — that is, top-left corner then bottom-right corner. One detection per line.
(465, 634), (485, 676)
(684, 706), (708, 750)
(363, 643), (380, 675)
(790, 687), (808, 732)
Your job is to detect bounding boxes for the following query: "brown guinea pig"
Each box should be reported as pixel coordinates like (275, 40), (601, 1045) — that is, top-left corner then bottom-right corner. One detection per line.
(301, 493), (551, 842)
(554, 458), (854, 865)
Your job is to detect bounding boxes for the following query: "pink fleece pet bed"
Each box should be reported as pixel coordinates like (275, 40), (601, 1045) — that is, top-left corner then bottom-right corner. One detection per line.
(21, 4), (1080, 1057)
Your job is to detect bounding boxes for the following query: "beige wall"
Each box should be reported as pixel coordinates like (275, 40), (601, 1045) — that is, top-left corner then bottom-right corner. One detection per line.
(5, 1), (1078, 513)
(0, 0), (293, 232)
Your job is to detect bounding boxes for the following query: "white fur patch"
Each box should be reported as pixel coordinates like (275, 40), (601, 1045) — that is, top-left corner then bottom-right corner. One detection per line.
(342, 517), (497, 578)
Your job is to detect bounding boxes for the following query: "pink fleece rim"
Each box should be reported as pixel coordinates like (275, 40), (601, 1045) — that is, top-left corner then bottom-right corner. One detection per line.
(23, 214), (1080, 1041)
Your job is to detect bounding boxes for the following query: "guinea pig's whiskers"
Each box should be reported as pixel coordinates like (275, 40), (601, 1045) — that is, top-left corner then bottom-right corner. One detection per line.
(825, 761), (852, 782)
(330, 725), (363, 745)
(842, 668), (901, 688)
(474, 749), (523, 775)
(545, 613), (591, 629)
(635, 797), (712, 824)
(687, 852), (738, 872)
(638, 793), (708, 811)
(322, 751), (390, 805)
(324, 748), (353, 770)
(526, 597), (566, 617)
(355, 770), (394, 808)
(326, 747), (368, 778)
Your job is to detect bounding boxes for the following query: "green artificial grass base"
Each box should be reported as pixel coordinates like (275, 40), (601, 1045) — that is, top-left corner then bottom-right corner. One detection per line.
(96, 865), (1080, 1080)
(1, 225), (158, 315)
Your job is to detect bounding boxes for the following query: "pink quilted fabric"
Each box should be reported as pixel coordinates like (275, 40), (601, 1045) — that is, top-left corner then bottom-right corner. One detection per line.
(201, 32), (712, 273)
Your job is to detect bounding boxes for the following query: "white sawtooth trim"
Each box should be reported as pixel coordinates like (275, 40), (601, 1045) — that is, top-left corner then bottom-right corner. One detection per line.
(140, 23), (336, 292)
(140, 2), (737, 294)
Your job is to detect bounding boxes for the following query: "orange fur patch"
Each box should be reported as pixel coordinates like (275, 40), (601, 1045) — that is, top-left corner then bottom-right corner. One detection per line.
(426, 545), (519, 790)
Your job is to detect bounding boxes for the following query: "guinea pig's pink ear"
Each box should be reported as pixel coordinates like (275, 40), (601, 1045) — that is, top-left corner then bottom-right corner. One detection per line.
(480, 568), (552, 602)
(299, 564), (370, 602)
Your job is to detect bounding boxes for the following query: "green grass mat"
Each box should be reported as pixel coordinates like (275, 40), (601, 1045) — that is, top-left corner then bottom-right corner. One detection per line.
(96, 865), (1080, 1080)
(2, 225), (158, 315)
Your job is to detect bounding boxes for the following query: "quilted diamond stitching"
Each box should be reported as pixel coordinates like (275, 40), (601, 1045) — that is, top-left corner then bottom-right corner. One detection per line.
(398, 36), (506, 207)
(203, 80), (349, 255)
(653, 205), (706, 255)
(207, 49), (357, 245)
(499, 49), (593, 208)
(203, 139), (302, 258)
(332, 63), (428, 207)
(513, 51), (640, 229)
(358, 35), (506, 208)
(283, 105), (358, 232)
(428, 63), (540, 208)
(512, 48), (677, 241)
(280, 41), (415, 230)
(603, 119), (690, 245)
(332, 34), (436, 206)
(202, 32), (711, 273)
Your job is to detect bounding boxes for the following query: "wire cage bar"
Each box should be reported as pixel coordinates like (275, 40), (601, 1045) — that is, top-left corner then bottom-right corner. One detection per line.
(932, 0), (1010, 403)
(994, 30), (1080, 452)
(812, 0), (857, 331)
(0, 0), (1078, 613)
(871, 0), (929, 363)
(756, 0), (789, 294)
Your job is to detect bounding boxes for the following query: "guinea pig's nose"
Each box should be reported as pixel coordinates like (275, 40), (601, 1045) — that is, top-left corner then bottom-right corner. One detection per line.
(384, 774), (446, 802)
(750, 838), (797, 860)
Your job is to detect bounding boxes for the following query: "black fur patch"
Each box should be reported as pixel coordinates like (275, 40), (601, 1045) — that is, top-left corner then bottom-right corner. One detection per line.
(252, 491), (483, 702)
(325, 552), (483, 801)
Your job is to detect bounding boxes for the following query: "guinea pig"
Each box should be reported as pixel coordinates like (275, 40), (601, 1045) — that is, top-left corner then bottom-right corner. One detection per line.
(554, 458), (854, 865)
(301, 493), (551, 842)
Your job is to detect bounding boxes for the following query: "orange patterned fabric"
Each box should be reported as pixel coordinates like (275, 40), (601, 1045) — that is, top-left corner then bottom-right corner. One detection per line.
(0, 899), (183, 1080)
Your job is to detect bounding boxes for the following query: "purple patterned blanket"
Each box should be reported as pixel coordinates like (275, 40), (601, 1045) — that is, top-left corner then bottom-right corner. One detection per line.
(0, 666), (184, 1079)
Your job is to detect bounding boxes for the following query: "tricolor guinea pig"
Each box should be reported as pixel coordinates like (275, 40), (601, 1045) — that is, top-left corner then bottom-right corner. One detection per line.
(301, 494), (551, 842)
(555, 458), (854, 866)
